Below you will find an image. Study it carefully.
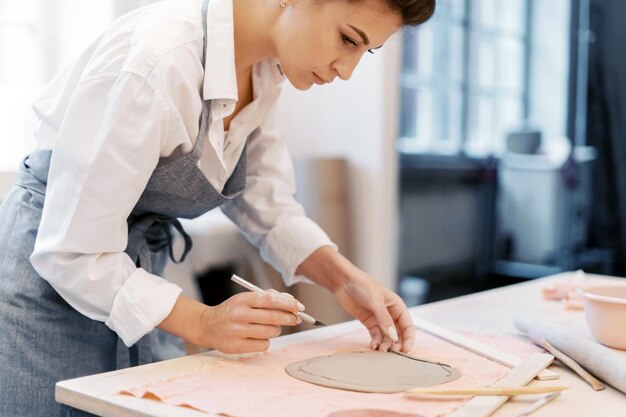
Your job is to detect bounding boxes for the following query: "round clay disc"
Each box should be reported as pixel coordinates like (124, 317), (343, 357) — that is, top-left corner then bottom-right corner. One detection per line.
(285, 350), (461, 393)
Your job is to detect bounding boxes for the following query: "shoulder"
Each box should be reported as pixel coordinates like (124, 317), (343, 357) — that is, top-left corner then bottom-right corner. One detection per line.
(81, 0), (204, 82)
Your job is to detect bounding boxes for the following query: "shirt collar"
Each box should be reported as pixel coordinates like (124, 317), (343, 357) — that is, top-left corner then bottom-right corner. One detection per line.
(203, 0), (237, 101)
(202, 0), (286, 102)
(267, 59), (287, 85)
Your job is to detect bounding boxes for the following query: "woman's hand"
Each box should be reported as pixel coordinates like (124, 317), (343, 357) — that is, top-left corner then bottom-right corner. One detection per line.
(333, 270), (415, 353)
(297, 246), (415, 353)
(196, 290), (304, 354)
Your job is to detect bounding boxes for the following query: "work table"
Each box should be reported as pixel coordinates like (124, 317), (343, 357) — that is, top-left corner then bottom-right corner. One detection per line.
(56, 273), (626, 416)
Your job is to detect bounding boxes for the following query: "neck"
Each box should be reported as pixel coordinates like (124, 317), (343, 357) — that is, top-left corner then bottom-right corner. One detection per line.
(232, 0), (279, 73)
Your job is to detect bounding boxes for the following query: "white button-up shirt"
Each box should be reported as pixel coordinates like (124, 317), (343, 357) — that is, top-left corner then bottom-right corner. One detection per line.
(29, 0), (335, 347)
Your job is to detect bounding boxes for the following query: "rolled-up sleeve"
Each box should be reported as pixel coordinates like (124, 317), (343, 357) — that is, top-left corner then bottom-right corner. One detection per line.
(220, 115), (337, 286)
(30, 73), (182, 347)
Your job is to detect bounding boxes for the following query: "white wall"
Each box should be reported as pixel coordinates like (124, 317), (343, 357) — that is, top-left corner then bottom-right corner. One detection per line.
(276, 36), (403, 289)
(0, 0), (114, 171)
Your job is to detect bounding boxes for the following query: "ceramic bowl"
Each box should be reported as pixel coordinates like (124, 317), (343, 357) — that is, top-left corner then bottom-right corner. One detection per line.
(579, 284), (626, 350)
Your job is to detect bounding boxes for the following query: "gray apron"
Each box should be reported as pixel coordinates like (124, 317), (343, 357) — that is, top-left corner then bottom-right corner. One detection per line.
(0, 0), (243, 415)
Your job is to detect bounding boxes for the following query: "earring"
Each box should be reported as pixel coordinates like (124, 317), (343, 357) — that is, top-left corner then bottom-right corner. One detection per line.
(280, 0), (288, 8)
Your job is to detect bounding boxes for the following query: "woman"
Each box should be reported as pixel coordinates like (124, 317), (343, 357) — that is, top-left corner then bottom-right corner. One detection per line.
(0, 0), (435, 415)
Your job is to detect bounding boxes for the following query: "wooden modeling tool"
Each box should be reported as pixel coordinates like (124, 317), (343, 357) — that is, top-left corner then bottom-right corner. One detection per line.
(231, 274), (326, 326)
(445, 353), (555, 417)
(516, 391), (561, 416)
(413, 317), (559, 380)
(405, 385), (568, 397)
(540, 339), (605, 391)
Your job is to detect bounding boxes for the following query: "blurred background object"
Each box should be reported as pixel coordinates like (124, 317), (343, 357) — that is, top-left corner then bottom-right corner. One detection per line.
(505, 127), (542, 154)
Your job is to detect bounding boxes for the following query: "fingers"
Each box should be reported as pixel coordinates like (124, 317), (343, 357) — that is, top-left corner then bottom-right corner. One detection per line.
(368, 326), (383, 350)
(244, 323), (282, 340)
(358, 306), (395, 352)
(227, 323), (282, 354)
(210, 291), (306, 355)
(228, 293), (303, 327)
(368, 299), (399, 349)
(397, 309), (416, 353)
(388, 300), (416, 353)
(247, 290), (305, 314)
(243, 308), (302, 327)
(363, 298), (415, 353)
(242, 339), (271, 353)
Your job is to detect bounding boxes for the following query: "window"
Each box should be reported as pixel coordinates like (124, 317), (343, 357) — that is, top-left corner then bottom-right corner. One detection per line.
(398, 0), (532, 156)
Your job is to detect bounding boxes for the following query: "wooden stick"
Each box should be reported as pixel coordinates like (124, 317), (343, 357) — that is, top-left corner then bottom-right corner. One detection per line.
(445, 353), (555, 417)
(405, 385), (568, 397)
(540, 339), (606, 391)
(413, 317), (560, 380)
(517, 391), (561, 417)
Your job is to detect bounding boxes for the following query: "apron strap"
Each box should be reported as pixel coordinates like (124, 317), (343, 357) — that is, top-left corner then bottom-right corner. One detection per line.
(127, 213), (193, 271)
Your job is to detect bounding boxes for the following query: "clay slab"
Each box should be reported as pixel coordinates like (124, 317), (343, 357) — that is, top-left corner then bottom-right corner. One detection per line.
(285, 350), (461, 393)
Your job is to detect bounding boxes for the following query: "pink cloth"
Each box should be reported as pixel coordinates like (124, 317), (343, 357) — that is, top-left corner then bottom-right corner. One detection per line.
(120, 329), (540, 417)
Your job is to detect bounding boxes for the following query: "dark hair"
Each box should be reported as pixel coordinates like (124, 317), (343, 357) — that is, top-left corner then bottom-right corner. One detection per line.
(385, 0), (436, 26)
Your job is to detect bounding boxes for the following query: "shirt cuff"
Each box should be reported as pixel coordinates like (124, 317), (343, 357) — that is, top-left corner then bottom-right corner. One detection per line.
(105, 268), (182, 347)
(260, 216), (338, 286)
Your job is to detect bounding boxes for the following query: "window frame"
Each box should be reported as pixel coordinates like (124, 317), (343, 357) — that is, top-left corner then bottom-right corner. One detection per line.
(398, 0), (534, 156)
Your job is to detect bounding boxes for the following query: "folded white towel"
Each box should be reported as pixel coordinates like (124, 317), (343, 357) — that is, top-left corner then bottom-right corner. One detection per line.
(514, 315), (626, 394)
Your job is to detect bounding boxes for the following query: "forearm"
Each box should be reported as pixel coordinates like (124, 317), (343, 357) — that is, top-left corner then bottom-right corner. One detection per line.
(157, 294), (211, 347)
(295, 246), (355, 292)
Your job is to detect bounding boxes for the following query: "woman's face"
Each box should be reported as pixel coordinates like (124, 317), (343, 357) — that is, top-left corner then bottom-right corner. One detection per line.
(273, 0), (402, 90)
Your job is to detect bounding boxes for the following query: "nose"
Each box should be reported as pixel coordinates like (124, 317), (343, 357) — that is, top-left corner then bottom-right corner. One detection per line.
(332, 53), (363, 81)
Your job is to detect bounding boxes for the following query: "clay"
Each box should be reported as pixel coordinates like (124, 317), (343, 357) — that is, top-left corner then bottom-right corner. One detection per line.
(285, 350), (461, 394)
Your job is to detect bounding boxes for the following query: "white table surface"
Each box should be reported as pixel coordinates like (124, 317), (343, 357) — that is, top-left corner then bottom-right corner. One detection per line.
(56, 272), (626, 416)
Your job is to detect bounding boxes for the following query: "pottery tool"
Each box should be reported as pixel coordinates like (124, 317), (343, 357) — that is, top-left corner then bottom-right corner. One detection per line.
(515, 315), (626, 393)
(540, 339), (605, 391)
(516, 391), (561, 416)
(231, 274), (326, 326)
(404, 385), (568, 397)
(413, 317), (559, 380)
(445, 353), (554, 417)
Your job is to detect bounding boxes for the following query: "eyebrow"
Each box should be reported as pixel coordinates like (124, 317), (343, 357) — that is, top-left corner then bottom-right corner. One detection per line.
(348, 24), (370, 46)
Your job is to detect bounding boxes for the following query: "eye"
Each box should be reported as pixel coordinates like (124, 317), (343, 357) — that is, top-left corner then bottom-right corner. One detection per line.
(341, 34), (358, 47)
(342, 33), (377, 55)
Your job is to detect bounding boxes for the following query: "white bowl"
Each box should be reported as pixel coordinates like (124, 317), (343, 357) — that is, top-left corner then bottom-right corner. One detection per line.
(579, 284), (626, 350)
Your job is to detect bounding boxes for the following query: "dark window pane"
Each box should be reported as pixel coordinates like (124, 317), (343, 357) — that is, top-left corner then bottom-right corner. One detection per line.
(402, 28), (418, 71)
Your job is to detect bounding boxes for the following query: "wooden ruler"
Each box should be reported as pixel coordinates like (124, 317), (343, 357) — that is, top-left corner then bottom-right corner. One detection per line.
(446, 353), (555, 417)
(413, 317), (559, 380)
